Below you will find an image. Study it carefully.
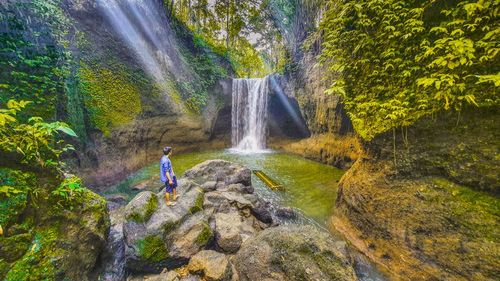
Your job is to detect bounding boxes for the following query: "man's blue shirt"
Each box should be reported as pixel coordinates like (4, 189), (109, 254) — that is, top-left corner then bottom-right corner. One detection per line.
(160, 155), (174, 183)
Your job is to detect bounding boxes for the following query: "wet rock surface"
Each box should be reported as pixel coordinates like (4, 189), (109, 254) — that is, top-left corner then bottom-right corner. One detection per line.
(234, 225), (357, 281)
(107, 159), (357, 280)
(334, 158), (500, 281)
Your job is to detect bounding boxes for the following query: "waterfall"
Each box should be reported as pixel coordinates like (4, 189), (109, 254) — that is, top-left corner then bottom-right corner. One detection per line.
(231, 77), (269, 152)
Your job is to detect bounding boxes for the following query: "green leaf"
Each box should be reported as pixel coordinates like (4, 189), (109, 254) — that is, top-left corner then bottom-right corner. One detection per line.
(56, 125), (78, 137)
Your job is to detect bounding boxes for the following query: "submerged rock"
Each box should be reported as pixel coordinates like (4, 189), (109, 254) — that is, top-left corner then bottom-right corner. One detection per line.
(234, 225), (357, 281)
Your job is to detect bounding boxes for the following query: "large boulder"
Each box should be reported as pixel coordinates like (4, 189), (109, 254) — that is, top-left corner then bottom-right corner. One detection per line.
(213, 212), (244, 253)
(187, 250), (232, 281)
(1, 188), (110, 281)
(334, 158), (500, 281)
(184, 160), (251, 187)
(234, 225), (357, 281)
(123, 178), (205, 272)
(121, 160), (276, 274)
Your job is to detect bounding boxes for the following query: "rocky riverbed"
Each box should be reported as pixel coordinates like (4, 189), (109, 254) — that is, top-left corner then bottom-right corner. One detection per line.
(102, 159), (358, 281)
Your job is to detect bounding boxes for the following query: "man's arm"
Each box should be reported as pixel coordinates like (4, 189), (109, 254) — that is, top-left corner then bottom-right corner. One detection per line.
(165, 160), (173, 184)
(166, 171), (173, 184)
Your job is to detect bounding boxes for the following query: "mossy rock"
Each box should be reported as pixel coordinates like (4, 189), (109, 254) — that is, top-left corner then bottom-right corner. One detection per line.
(195, 223), (212, 246)
(0, 233), (32, 263)
(234, 225), (357, 281)
(2, 186), (110, 281)
(136, 235), (169, 263)
(125, 191), (159, 223)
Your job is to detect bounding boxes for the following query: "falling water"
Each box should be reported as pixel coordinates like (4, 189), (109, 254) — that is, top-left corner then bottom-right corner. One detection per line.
(231, 77), (270, 152)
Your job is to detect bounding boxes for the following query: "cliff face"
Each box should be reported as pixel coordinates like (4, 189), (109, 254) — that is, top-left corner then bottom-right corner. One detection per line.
(1, 0), (233, 189)
(333, 108), (500, 280)
(64, 0), (235, 188)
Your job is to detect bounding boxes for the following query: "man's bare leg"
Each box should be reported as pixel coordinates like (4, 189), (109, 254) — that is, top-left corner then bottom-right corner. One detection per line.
(165, 192), (175, 206)
(173, 188), (178, 201)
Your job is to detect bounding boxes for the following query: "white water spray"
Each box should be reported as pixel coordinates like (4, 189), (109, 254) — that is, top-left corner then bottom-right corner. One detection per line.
(231, 77), (270, 152)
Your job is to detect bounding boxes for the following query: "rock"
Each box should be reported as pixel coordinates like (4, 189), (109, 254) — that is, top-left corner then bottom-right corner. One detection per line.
(179, 274), (202, 281)
(201, 181), (217, 191)
(188, 250), (232, 281)
(214, 212), (243, 253)
(334, 158), (500, 280)
(234, 225), (357, 281)
(165, 271), (181, 281)
(203, 191), (266, 220)
(214, 212), (257, 253)
(250, 200), (273, 224)
(2, 188), (110, 281)
(123, 178), (205, 272)
(219, 183), (254, 194)
(184, 160), (251, 187)
(124, 191), (158, 223)
(169, 212), (213, 260)
(275, 206), (298, 220)
(127, 268), (180, 281)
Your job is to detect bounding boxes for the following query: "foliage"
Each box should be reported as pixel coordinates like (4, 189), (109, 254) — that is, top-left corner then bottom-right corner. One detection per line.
(0, 0), (71, 119)
(173, 32), (228, 112)
(319, 0), (500, 140)
(0, 100), (76, 169)
(50, 176), (85, 208)
(166, 0), (282, 77)
(0, 168), (31, 227)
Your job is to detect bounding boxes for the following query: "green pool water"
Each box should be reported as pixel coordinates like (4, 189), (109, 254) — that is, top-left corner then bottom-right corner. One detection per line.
(103, 149), (344, 225)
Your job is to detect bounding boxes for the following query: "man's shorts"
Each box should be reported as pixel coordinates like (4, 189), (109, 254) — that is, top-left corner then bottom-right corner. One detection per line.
(165, 175), (178, 193)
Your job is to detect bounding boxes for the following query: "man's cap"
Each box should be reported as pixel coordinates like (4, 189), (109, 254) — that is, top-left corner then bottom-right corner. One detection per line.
(163, 146), (172, 154)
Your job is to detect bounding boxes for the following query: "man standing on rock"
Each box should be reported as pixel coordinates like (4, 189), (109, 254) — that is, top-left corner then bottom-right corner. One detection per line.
(160, 146), (177, 206)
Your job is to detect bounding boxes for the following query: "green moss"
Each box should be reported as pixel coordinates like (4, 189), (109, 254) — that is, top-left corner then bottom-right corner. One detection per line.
(126, 194), (158, 223)
(4, 230), (60, 281)
(136, 235), (168, 263)
(78, 62), (142, 136)
(195, 223), (212, 246)
(144, 194), (158, 222)
(0, 259), (10, 280)
(0, 168), (33, 227)
(429, 177), (500, 242)
(0, 233), (32, 263)
(162, 221), (178, 235)
(189, 192), (204, 214)
(126, 212), (144, 223)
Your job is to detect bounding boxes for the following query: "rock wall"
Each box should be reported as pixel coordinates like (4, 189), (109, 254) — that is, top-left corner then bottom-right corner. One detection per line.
(56, 0), (234, 189)
(332, 108), (500, 280)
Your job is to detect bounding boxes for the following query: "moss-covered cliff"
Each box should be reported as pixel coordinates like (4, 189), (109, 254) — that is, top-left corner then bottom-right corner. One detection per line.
(330, 108), (499, 280)
(0, 0), (234, 189)
(0, 168), (110, 281)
